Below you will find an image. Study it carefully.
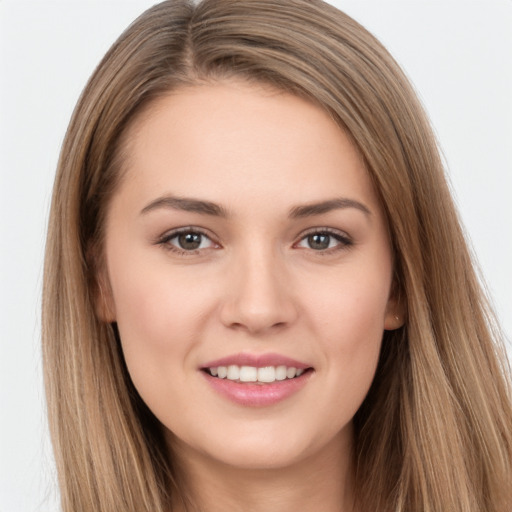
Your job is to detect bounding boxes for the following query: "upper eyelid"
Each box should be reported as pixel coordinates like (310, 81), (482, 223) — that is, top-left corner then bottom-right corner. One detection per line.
(156, 228), (219, 257)
(158, 226), (216, 242)
(295, 226), (351, 240)
(293, 227), (354, 253)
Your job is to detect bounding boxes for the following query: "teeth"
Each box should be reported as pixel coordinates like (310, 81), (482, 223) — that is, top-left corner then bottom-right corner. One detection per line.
(208, 365), (306, 383)
(227, 365), (239, 380)
(239, 366), (258, 382)
(286, 367), (297, 378)
(275, 365), (287, 381)
(257, 366), (275, 383)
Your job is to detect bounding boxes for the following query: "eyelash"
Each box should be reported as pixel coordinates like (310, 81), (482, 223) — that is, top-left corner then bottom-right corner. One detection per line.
(157, 227), (218, 256)
(156, 227), (353, 256)
(294, 227), (353, 254)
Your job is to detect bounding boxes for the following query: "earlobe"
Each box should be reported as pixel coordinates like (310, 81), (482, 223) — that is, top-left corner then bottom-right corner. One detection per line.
(384, 312), (404, 331)
(384, 298), (406, 331)
(383, 272), (406, 330)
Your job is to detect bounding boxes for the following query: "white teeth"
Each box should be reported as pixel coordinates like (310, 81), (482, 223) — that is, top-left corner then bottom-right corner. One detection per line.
(286, 366), (297, 379)
(227, 365), (239, 380)
(275, 365), (287, 381)
(208, 365), (306, 383)
(257, 366), (276, 383)
(239, 366), (258, 382)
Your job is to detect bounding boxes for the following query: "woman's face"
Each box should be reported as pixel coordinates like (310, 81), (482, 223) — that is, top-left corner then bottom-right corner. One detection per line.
(101, 81), (401, 471)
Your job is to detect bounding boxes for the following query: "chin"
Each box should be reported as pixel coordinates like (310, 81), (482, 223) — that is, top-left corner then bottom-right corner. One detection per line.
(216, 440), (310, 470)
(169, 420), (349, 473)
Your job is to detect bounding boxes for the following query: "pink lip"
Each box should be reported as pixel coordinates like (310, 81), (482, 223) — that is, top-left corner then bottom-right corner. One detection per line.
(200, 352), (313, 407)
(201, 371), (312, 407)
(201, 352), (310, 370)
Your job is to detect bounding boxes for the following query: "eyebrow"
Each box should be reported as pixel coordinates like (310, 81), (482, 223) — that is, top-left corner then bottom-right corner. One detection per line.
(140, 194), (371, 218)
(289, 198), (371, 218)
(141, 196), (229, 217)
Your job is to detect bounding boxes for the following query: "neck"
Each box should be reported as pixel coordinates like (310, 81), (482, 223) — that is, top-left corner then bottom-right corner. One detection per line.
(168, 426), (357, 512)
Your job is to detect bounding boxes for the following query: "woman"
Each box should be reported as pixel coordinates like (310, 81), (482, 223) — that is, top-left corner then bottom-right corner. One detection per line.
(42, 0), (512, 510)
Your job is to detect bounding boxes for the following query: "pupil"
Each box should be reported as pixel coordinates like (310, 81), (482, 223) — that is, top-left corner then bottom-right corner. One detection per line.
(308, 233), (330, 250)
(179, 232), (202, 250)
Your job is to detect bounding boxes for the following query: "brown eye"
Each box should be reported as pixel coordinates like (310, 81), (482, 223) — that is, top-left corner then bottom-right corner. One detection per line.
(177, 232), (203, 250)
(296, 229), (352, 252)
(160, 229), (216, 253)
(307, 233), (331, 250)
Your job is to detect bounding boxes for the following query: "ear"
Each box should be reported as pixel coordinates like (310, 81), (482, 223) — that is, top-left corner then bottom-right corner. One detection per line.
(87, 245), (116, 323)
(383, 280), (406, 331)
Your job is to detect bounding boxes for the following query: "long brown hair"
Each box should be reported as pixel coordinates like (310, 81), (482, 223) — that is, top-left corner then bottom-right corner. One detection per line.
(42, 1), (512, 510)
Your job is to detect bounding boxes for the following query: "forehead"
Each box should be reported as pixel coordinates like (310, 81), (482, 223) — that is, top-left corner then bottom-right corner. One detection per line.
(113, 80), (380, 217)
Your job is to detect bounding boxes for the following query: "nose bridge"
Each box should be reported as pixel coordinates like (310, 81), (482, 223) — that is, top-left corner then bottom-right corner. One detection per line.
(221, 240), (297, 333)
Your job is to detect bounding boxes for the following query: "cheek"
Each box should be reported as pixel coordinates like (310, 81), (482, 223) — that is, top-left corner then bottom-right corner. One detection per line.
(306, 261), (391, 344)
(303, 262), (391, 405)
(109, 249), (214, 342)
(106, 253), (216, 402)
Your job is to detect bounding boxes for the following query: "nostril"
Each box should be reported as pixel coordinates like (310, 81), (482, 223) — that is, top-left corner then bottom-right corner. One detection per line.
(227, 320), (289, 334)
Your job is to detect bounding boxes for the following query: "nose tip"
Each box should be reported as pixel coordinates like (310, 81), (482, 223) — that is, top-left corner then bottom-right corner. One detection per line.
(227, 308), (288, 335)
(227, 298), (291, 334)
(219, 256), (298, 335)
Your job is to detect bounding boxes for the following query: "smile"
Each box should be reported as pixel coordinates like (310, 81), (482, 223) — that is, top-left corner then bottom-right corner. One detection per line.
(206, 365), (305, 383)
(201, 354), (313, 406)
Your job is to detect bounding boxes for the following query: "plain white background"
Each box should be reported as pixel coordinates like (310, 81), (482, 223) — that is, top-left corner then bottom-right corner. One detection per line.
(1, 1), (511, 510)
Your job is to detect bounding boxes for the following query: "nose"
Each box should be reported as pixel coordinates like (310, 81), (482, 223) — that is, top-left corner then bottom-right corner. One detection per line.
(219, 247), (299, 335)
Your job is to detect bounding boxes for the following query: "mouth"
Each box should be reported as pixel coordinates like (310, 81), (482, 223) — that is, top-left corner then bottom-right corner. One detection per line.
(203, 365), (310, 384)
(200, 354), (313, 406)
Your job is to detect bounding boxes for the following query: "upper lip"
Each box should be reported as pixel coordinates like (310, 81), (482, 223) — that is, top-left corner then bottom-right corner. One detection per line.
(201, 352), (311, 370)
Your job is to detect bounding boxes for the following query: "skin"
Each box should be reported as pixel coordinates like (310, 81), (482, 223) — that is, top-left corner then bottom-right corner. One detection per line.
(100, 81), (403, 512)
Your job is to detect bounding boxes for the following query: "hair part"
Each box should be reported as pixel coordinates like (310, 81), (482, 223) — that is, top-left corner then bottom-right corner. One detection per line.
(43, 1), (512, 511)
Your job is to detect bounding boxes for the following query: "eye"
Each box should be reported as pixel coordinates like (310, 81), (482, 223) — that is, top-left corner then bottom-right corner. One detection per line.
(295, 229), (352, 252)
(158, 228), (217, 254)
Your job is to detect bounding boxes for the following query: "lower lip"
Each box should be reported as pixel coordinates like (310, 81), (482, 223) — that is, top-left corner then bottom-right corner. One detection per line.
(201, 371), (312, 407)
